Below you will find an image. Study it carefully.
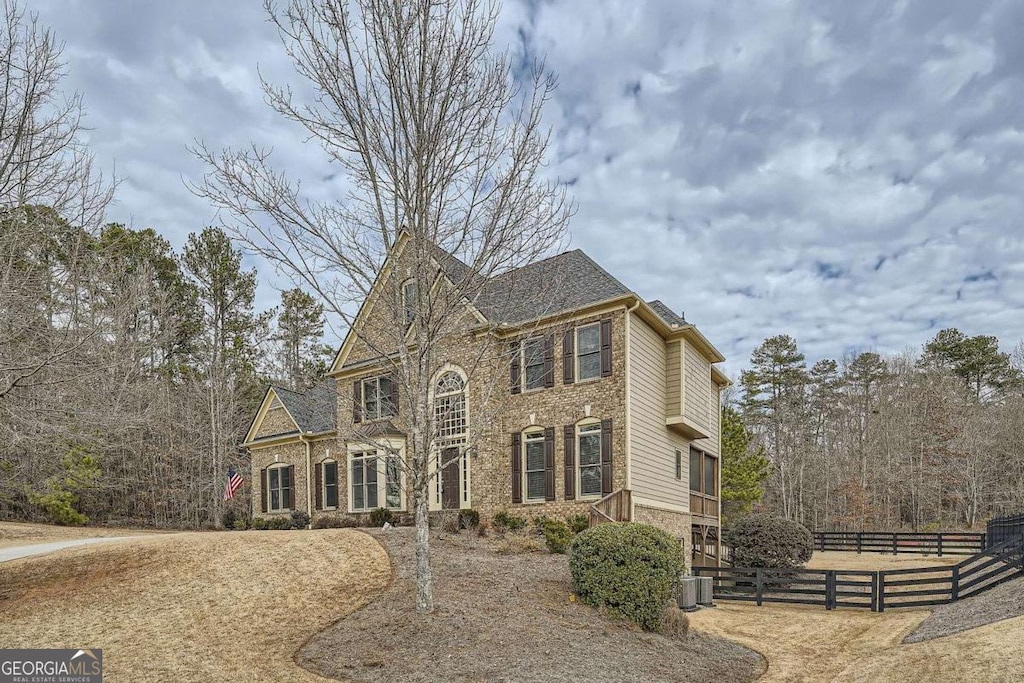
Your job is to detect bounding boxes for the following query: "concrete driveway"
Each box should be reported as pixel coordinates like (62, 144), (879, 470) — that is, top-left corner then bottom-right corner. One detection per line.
(0, 537), (146, 563)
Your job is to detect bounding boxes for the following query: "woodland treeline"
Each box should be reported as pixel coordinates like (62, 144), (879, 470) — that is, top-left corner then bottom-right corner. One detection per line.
(733, 331), (1024, 531)
(1, 215), (331, 526)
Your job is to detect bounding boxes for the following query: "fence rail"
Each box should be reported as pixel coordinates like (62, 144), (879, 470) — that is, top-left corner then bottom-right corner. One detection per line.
(987, 514), (1024, 549)
(695, 534), (1024, 612)
(812, 531), (985, 556)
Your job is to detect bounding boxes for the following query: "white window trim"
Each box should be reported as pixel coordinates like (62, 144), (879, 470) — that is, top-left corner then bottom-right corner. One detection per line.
(428, 365), (472, 511)
(522, 428), (547, 503)
(346, 438), (407, 513)
(321, 458), (339, 511)
(521, 337), (547, 393)
(576, 419), (603, 500)
(267, 463), (292, 513)
(575, 322), (602, 383)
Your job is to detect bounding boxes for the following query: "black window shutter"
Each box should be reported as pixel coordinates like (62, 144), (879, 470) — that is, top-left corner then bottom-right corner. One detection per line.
(600, 318), (613, 377)
(563, 425), (576, 500)
(388, 375), (400, 416)
(260, 468), (268, 513)
(544, 426), (556, 501)
(314, 462), (323, 510)
(562, 330), (575, 384)
(544, 335), (555, 388)
(600, 418), (613, 495)
(511, 432), (522, 503)
(510, 341), (522, 394)
(286, 464), (296, 509)
(353, 380), (363, 423)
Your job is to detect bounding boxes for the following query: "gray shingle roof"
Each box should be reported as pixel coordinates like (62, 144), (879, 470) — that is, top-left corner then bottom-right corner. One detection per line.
(470, 250), (631, 325)
(272, 378), (337, 434)
(647, 300), (686, 327)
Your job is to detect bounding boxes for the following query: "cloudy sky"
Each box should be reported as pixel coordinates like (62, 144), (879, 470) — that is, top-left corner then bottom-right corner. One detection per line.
(33, 0), (1024, 375)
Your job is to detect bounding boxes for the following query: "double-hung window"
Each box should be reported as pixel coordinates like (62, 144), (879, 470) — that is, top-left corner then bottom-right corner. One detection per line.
(268, 465), (292, 512)
(575, 323), (601, 381)
(361, 376), (396, 420)
(689, 447), (718, 497)
(523, 431), (546, 501)
(522, 338), (546, 391)
(323, 460), (339, 509)
(351, 451), (378, 511)
(578, 423), (603, 497)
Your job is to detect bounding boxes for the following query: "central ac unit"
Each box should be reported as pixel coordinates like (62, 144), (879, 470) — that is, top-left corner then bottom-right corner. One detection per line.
(696, 576), (714, 606)
(676, 577), (698, 611)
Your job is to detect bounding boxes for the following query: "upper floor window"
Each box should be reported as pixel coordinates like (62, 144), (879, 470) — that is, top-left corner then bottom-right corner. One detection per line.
(523, 338), (546, 391)
(575, 323), (601, 381)
(403, 279), (418, 326)
(434, 371), (467, 441)
(563, 319), (612, 384)
(357, 375), (397, 422)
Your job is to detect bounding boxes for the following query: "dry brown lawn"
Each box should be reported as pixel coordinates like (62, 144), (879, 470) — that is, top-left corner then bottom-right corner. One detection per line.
(0, 530), (390, 682)
(302, 528), (765, 683)
(0, 521), (165, 549)
(690, 601), (1024, 682)
(806, 550), (963, 571)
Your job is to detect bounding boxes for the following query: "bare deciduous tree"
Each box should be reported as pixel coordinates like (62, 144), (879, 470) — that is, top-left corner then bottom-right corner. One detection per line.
(191, 0), (572, 612)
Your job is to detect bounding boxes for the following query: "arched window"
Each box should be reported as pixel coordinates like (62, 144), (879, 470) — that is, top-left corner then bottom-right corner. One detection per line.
(434, 371), (467, 441)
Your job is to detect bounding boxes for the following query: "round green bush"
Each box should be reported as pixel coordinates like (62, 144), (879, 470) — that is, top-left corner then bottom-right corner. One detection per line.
(568, 523), (685, 631)
(723, 514), (813, 568)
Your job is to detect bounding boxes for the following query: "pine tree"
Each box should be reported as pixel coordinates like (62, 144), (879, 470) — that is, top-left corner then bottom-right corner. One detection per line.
(721, 406), (770, 524)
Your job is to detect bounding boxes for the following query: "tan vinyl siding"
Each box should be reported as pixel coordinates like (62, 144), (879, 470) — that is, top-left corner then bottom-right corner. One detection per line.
(683, 343), (712, 432)
(693, 385), (721, 456)
(628, 312), (689, 510)
(665, 341), (681, 416)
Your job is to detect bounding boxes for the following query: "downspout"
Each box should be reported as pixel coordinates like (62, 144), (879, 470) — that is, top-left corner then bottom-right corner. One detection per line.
(623, 297), (641, 521)
(301, 435), (313, 529)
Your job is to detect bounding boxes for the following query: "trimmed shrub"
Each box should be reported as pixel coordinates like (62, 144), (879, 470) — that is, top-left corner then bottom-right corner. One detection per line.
(222, 508), (238, 530)
(492, 510), (526, 533)
(724, 514), (814, 569)
(290, 510), (311, 529)
(232, 518), (249, 531)
(370, 507), (393, 527)
(569, 523), (685, 632)
(251, 517), (268, 530)
(339, 515), (360, 528)
(566, 513), (589, 535)
(535, 517), (572, 554)
(313, 515), (342, 529)
(458, 508), (480, 529)
(268, 516), (291, 530)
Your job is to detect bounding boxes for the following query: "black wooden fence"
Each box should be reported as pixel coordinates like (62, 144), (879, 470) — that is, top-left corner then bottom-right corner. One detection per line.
(812, 531), (985, 556)
(694, 535), (1024, 612)
(987, 514), (1024, 549)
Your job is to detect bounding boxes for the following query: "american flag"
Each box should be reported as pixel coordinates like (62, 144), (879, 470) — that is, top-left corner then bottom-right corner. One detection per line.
(223, 468), (243, 501)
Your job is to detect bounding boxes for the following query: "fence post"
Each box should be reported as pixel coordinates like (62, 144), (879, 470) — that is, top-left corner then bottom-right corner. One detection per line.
(819, 533), (825, 552)
(937, 533), (943, 557)
(870, 572), (879, 612)
(856, 532), (862, 554)
(756, 569), (763, 607)
(892, 535), (897, 555)
(951, 564), (959, 602)
(825, 570), (835, 610)
(981, 532), (987, 551)
(877, 571), (886, 612)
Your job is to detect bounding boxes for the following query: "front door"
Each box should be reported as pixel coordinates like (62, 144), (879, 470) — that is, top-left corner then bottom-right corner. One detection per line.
(441, 446), (461, 509)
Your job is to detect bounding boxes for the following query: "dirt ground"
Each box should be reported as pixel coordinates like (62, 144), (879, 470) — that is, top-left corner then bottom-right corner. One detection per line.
(0, 520), (165, 549)
(300, 528), (765, 683)
(0, 530), (391, 682)
(690, 599), (1024, 682)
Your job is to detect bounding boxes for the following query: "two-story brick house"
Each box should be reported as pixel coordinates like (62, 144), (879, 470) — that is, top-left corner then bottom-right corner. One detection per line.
(243, 241), (729, 567)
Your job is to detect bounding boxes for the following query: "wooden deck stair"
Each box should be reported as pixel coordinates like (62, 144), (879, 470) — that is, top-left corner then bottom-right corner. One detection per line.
(588, 489), (632, 528)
